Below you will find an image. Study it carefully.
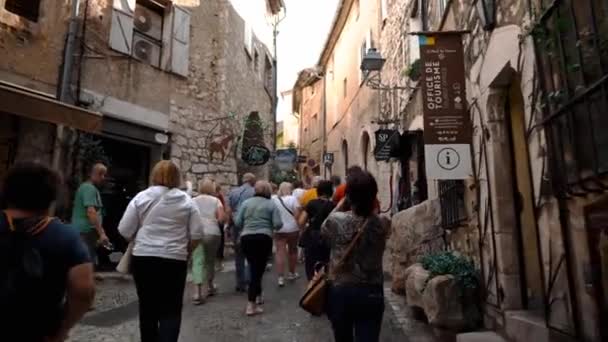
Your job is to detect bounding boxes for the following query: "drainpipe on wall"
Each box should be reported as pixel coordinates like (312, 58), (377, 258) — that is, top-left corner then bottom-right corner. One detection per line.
(322, 71), (327, 179)
(52, 0), (81, 169)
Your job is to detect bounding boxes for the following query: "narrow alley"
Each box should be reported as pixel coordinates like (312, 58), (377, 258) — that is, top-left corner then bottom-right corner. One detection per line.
(67, 263), (434, 342)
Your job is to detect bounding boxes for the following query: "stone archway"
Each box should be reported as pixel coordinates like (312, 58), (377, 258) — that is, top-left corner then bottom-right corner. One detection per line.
(341, 139), (349, 177)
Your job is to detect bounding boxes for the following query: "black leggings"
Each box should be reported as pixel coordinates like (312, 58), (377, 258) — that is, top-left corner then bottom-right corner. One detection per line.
(132, 256), (187, 342)
(241, 234), (273, 302)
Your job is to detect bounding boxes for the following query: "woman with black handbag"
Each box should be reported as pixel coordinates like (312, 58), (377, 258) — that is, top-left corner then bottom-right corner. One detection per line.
(298, 180), (335, 281)
(321, 171), (390, 342)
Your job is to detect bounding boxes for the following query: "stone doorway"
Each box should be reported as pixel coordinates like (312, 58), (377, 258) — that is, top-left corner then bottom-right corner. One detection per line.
(505, 82), (544, 311)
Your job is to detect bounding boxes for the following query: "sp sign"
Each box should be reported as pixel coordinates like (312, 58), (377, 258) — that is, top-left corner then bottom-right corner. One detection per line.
(374, 129), (399, 161)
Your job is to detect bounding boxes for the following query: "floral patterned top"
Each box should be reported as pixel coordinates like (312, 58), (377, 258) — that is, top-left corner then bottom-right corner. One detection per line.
(321, 211), (389, 286)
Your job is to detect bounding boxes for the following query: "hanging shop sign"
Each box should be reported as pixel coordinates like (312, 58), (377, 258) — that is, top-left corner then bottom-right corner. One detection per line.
(323, 152), (334, 166)
(242, 145), (271, 166)
(275, 148), (297, 171)
(418, 32), (472, 179)
(374, 129), (399, 161)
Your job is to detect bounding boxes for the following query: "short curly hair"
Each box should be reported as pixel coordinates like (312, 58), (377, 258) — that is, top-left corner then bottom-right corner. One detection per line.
(1, 162), (62, 211)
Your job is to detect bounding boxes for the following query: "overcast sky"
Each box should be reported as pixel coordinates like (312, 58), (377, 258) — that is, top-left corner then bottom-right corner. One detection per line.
(230, 0), (339, 121)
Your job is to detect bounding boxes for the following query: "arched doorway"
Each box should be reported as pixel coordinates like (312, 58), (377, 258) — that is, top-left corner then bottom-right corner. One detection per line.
(361, 132), (370, 170)
(341, 140), (349, 176)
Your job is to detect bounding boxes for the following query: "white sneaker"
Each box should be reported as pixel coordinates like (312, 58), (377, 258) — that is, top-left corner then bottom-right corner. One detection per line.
(287, 272), (300, 281)
(278, 276), (285, 287)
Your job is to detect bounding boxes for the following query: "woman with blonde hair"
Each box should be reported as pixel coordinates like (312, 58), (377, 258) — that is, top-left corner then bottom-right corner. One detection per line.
(271, 182), (301, 286)
(234, 180), (283, 316)
(191, 178), (226, 304)
(118, 160), (203, 342)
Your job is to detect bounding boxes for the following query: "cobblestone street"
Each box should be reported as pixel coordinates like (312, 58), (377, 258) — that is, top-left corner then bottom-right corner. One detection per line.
(67, 263), (438, 342)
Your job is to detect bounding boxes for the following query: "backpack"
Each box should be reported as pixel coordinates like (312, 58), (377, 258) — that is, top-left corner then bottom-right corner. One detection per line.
(0, 212), (51, 320)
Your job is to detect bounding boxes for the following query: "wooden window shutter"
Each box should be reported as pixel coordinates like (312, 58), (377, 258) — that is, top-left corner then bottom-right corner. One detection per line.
(160, 6), (174, 71)
(109, 0), (136, 55)
(4, 0), (41, 22)
(170, 5), (191, 77)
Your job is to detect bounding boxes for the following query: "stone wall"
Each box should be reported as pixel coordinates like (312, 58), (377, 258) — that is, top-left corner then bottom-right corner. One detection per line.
(169, 0), (274, 188)
(0, 0), (69, 95)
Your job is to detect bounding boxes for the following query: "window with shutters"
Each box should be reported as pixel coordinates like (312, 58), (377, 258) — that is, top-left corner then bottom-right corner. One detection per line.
(109, 0), (191, 77)
(4, 0), (40, 22)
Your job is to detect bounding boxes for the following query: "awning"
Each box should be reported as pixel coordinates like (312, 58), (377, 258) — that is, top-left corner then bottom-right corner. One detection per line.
(0, 82), (102, 133)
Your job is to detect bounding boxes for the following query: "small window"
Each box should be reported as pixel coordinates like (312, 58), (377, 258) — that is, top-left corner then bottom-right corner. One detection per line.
(4, 0), (41, 22)
(264, 56), (273, 92)
(343, 78), (348, 98)
(254, 50), (260, 72)
(439, 180), (466, 229)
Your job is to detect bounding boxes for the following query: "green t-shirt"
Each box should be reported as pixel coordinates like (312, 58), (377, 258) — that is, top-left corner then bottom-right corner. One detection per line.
(71, 181), (103, 233)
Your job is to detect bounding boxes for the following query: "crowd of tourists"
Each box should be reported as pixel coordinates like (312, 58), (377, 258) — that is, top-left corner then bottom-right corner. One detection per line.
(0, 159), (390, 342)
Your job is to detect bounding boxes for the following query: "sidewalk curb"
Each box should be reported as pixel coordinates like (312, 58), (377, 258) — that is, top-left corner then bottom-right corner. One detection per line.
(95, 272), (133, 282)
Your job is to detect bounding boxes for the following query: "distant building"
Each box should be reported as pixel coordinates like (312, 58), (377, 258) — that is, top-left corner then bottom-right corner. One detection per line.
(276, 89), (299, 149)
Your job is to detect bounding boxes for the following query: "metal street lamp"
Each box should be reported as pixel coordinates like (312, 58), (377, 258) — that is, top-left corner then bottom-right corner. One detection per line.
(476, 0), (496, 31)
(360, 48), (386, 72)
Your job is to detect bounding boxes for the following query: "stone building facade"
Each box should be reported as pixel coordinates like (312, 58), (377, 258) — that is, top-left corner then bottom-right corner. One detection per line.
(382, 0), (608, 341)
(298, 0), (607, 341)
(0, 0), (278, 248)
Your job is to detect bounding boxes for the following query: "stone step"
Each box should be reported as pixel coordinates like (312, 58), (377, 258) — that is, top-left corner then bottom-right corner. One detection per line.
(505, 310), (548, 342)
(456, 331), (508, 342)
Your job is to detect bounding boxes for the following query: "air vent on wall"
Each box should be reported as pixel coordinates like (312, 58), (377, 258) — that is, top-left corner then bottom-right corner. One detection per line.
(134, 4), (163, 41)
(132, 32), (161, 67)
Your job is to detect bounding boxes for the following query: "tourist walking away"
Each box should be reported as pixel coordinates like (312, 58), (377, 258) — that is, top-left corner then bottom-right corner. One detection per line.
(117, 160), (203, 342)
(298, 180), (335, 281)
(334, 166), (381, 214)
(1, 162), (95, 342)
(292, 180), (305, 203)
(227, 173), (256, 292)
(71, 162), (109, 265)
(331, 175), (342, 192)
(271, 182), (301, 286)
(300, 176), (322, 207)
(322, 171), (390, 342)
(191, 179), (226, 304)
(215, 184), (227, 271)
(234, 181), (283, 316)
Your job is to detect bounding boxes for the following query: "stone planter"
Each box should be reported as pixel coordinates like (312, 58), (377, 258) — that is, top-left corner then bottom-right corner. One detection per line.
(403, 263), (481, 331)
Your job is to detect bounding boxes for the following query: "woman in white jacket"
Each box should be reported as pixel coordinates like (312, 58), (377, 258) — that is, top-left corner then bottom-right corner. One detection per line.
(118, 160), (203, 342)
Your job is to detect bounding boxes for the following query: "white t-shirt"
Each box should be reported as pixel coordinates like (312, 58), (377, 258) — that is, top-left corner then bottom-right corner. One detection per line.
(272, 195), (300, 233)
(293, 188), (305, 202)
(192, 194), (223, 236)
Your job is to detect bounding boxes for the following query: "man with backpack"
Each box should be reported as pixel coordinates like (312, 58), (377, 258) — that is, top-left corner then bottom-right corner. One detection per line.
(0, 162), (95, 342)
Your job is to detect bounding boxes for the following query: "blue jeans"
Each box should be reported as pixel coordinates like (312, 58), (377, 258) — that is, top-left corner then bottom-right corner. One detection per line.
(326, 284), (385, 342)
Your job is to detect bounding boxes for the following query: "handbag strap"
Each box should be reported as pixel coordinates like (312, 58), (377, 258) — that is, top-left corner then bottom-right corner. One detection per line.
(131, 190), (168, 239)
(332, 217), (369, 272)
(277, 196), (295, 217)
